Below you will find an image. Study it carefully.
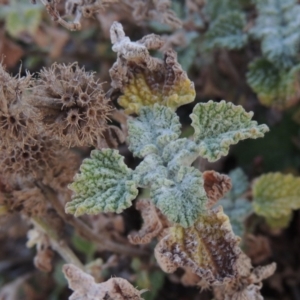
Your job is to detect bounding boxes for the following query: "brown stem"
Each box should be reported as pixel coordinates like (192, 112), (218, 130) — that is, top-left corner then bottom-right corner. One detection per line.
(36, 181), (149, 257)
(32, 216), (84, 269)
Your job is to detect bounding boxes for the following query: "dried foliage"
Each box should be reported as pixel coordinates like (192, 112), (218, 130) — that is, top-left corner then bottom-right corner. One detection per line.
(0, 63), (37, 147)
(203, 170), (232, 208)
(63, 263), (145, 300)
(109, 22), (195, 114)
(128, 199), (170, 245)
(213, 254), (276, 300)
(27, 227), (54, 272)
(155, 206), (241, 285)
(31, 62), (112, 148)
(123, 0), (182, 29)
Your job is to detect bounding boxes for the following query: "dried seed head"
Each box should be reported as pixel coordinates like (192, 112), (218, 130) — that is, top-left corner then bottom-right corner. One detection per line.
(0, 176), (48, 217)
(0, 135), (77, 180)
(0, 63), (38, 147)
(32, 62), (112, 148)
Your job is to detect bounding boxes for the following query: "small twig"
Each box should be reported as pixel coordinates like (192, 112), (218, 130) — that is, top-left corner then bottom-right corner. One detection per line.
(36, 181), (149, 257)
(32, 216), (84, 269)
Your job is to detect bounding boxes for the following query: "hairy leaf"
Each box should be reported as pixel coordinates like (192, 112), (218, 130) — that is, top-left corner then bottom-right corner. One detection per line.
(128, 104), (181, 158)
(155, 206), (241, 284)
(150, 166), (208, 228)
(190, 100), (269, 162)
(204, 11), (247, 50)
(253, 172), (300, 228)
(66, 149), (138, 216)
(247, 58), (300, 107)
(251, 0), (300, 69)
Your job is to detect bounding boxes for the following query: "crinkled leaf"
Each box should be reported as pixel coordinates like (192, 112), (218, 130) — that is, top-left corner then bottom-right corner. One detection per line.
(133, 154), (168, 188)
(150, 166), (208, 228)
(128, 104), (181, 158)
(247, 58), (300, 107)
(251, 0), (300, 69)
(66, 149), (138, 216)
(190, 100), (269, 162)
(162, 138), (199, 170)
(155, 206), (241, 283)
(253, 172), (300, 228)
(204, 11), (247, 50)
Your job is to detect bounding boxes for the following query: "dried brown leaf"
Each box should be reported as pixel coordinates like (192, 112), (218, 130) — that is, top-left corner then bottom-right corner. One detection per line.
(109, 22), (195, 114)
(155, 206), (241, 284)
(203, 170), (232, 208)
(128, 199), (170, 245)
(63, 263), (145, 300)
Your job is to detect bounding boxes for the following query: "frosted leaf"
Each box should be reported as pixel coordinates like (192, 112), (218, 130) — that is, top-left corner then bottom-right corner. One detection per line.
(66, 149), (138, 216)
(155, 206), (241, 283)
(109, 22), (195, 114)
(63, 264), (144, 300)
(190, 100), (269, 162)
(162, 138), (199, 170)
(128, 104), (181, 158)
(251, 0), (300, 69)
(204, 11), (247, 50)
(150, 166), (208, 228)
(133, 154), (168, 188)
(253, 172), (300, 229)
(213, 253), (276, 300)
(247, 58), (300, 107)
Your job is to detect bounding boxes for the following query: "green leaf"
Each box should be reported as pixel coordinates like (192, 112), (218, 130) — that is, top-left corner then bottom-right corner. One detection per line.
(253, 173), (300, 228)
(204, 11), (247, 50)
(66, 149), (138, 216)
(4, 2), (42, 38)
(247, 58), (300, 107)
(227, 168), (249, 199)
(134, 154), (168, 188)
(219, 198), (252, 237)
(128, 104), (181, 158)
(218, 168), (251, 237)
(150, 166), (208, 227)
(204, 0), (241, 20)
(162, 138), (199, 170)
(251, 0), (300, 69)
(190, 100), (269, 162)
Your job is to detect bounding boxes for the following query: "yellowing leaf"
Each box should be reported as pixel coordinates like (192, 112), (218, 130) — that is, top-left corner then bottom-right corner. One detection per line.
(155, 206), (241, 284)
(253, 172), (300, 228)
(119, 72), (195, 114)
